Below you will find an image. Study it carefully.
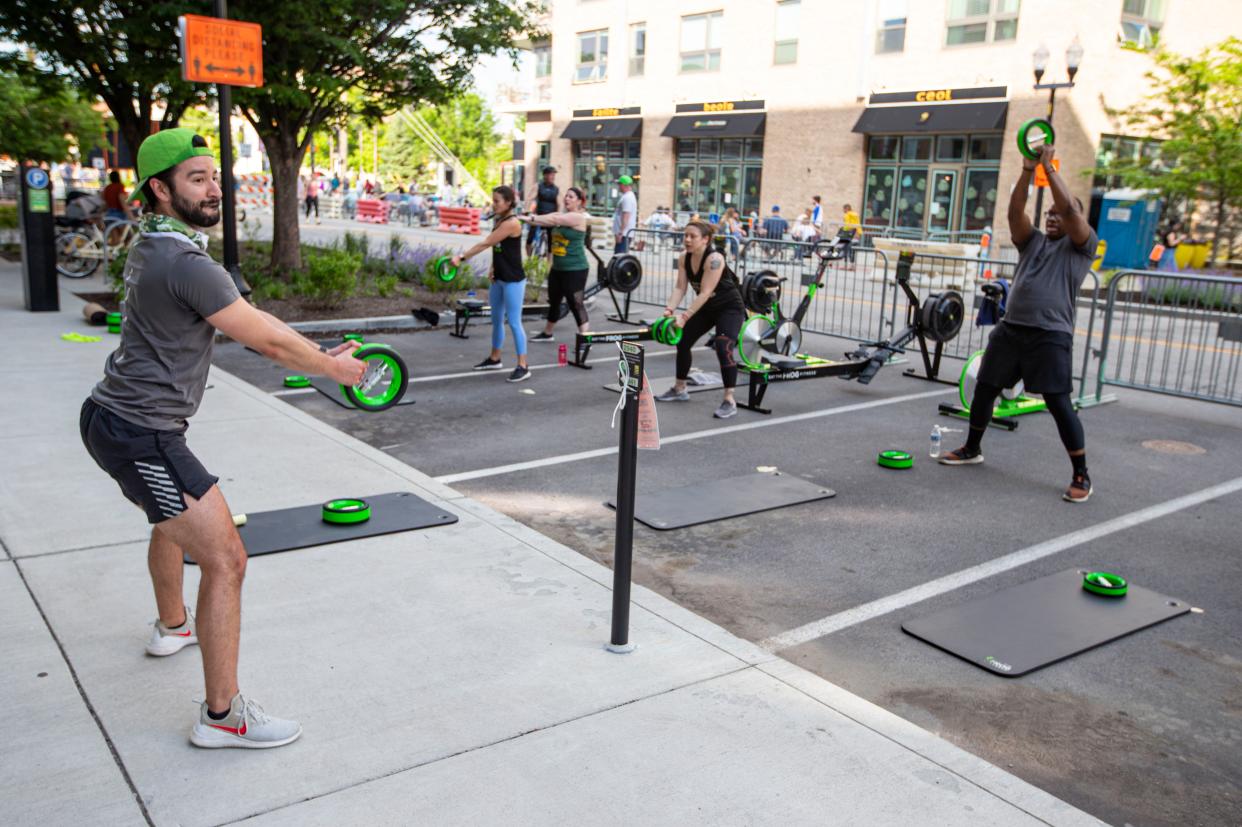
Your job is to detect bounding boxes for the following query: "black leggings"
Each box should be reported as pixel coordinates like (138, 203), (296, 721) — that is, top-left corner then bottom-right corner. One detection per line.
(675, 304), (745, 389)
(968, 383), (1084, 452)
(547, 268), (589, 326)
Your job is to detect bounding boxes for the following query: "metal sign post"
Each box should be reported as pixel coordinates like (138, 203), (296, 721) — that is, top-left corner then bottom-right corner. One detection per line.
(178, 6), (263, 297)
(608, 341), (644, 653)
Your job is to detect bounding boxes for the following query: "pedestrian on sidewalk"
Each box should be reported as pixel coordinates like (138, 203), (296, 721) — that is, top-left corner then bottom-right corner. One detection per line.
(80, 128), (366, 749)
(842, 203), (861, 265)
(304, 174), (320, 223)
(451, 185), (532, 383)
(612, 175), (637, 253)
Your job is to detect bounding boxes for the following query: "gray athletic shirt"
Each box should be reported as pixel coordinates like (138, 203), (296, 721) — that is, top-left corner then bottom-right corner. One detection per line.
(92, 233), (241, 431)
(1002, 227), (1099, 335)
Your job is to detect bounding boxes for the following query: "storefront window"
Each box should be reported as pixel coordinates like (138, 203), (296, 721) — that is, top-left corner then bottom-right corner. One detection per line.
(960, 168), (999, 231)
(676, 137), (763, 218)
(863, 167), (896, 226)
(574, 139), (639, 215)
(864, 132), (1000, 235)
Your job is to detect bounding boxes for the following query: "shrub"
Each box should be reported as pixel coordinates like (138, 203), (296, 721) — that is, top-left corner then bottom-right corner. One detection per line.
(523, 254), (549, 301)
(0, 204), (18, 230)
(340, 231), (369, 259)
(375, 274), (399, 298)
(295, 249), (360, 307)
(108, 246), (129, 302)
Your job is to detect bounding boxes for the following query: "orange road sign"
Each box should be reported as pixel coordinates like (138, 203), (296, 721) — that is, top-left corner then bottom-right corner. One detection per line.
(179, 14), (264, 88)
(1033, 158), (1061, 188)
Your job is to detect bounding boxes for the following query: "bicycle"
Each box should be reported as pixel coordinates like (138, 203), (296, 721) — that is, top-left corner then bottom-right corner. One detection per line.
(55, 215), (140, 279)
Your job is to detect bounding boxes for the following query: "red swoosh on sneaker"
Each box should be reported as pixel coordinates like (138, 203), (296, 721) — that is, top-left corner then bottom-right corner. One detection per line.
(208, 721), (247, 735)
(173, 629), (193, 637)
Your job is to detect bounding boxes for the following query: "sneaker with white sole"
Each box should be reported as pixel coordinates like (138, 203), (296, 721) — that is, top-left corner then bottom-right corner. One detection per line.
(473, 357), (503, 371)
(190, 693), (303, 750)
(938, 445), (984, 465)
(529, 331), (555, 343)
(655, 386), (690, 402)
(145, 606), (197, 657)
(713, 401), (738, 419)
(507, 366), (532, 383)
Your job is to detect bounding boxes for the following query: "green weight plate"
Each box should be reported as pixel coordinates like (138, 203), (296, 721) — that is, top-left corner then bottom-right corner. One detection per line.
(284, 375), (312, 388)
(877, 450), (914, 470)
(322, 498), (372, 524)
(106, 312), (122, 324)
(343, 333), (365, 343)
(664, 318), (682, 346)
(738, 315), (777, 371)
(107, 325), (121, 334)
(434, 256), (458, 283)
(1017, 118), (1055, 160)
(341, 344), (409, 412)
(1082, 571), (1128, 597)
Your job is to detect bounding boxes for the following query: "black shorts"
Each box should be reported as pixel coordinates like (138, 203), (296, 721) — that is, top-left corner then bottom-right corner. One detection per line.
(79, 398), (218, 524)
(977, 323), (1074, 395)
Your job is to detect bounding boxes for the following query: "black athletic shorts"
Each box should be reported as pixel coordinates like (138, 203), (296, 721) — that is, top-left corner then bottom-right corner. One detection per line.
(79, 398), (218, 524)
(977, 322), (1074, 395)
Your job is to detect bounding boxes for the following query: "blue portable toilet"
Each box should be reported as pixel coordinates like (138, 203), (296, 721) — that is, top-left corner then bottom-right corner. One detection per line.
(1097, 188), (1163, 269)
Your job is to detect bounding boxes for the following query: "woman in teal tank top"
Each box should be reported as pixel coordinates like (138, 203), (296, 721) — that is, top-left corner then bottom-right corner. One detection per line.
(521, 186), (592, 341)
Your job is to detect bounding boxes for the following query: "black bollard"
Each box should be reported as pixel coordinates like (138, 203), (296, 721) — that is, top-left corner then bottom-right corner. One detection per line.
(608, 342), (644, 653)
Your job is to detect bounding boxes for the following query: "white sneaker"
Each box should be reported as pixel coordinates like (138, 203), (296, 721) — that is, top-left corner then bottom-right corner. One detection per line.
(190, 693), (303, 749)
(145, 606), (198, 657)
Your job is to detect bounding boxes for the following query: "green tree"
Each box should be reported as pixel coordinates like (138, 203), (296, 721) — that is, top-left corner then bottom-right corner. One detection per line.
(0, 2), (211, 167)
(386, 93), (506, 194)
(1102, 37), (1242, 261)
(0, 62), (106, 163)
(229, 0), (539, 271)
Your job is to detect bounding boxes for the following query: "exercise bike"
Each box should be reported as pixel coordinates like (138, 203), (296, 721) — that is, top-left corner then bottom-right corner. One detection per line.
(735, 247), (966, 414)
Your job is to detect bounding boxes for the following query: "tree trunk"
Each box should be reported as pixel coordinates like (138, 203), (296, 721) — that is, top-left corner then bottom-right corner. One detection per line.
(267, 152), (304, 273)
(1212, 195), (1227, 265)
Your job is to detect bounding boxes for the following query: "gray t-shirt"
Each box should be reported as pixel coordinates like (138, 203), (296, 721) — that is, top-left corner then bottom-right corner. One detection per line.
(92, 233), (241, 431)
(1003, 227), (1098, 335)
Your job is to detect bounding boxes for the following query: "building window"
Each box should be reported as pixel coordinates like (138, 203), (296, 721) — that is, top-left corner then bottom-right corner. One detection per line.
(675, 137), (763, 219)
(774, 1), (799, 65)
(630, 23), (646, 76)
(876, 0), (907, 54)
(575, 29), (608, 83)
(537, 142), (551, 168)
(680, 12), (722, 73)
(1093, 134), (1163, 189)
(574, 140), (640, 216)
(1119, 0), (1164, 49)
(863, 133), (1000, 236)
(945, 0), (1020, 46)
(533, 41), (551, 78)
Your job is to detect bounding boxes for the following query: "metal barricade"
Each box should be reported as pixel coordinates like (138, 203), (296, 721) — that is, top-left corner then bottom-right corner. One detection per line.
(621, 227), (742, 312)
(1094, 270), (1242, 407)
(736, 237), (893, 346)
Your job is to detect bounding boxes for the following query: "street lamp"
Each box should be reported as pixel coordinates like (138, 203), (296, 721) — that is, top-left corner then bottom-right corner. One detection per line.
(1030, 38), (1083, 224)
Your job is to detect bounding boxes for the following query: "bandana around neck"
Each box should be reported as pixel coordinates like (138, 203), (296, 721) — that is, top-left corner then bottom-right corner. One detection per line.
(140, 213), (209, 251)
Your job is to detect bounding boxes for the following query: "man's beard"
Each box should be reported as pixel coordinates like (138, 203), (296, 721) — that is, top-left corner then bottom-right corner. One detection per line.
(170, 188), (221, 228)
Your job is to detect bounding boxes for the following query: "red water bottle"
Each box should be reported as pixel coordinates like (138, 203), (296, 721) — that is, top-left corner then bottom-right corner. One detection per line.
(558, 343), (568, 366)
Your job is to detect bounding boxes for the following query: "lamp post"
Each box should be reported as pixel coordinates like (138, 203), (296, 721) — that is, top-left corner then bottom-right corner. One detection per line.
(1031, 38), (1083, 224)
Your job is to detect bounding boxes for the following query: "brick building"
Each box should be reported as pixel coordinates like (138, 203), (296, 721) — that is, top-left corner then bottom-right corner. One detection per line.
(507, 0), (1240, 247)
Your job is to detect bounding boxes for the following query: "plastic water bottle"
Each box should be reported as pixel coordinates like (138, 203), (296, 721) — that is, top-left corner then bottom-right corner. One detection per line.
(558, 343), (568, 367)
(929, 425), (942, 459)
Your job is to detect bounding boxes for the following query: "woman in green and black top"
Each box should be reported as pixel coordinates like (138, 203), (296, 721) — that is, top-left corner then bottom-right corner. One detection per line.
(452, 186), (530, 382)
(522, 186), (592, 341)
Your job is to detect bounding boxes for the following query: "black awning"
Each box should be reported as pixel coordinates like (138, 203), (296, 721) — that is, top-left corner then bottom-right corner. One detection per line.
(660, 112), (766, 138)
(559, 117), (643, 140)
(851, 101), (1007, 133)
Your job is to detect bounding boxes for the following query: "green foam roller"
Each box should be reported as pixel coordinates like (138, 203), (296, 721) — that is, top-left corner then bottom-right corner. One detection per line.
(877, 450), (914, 470)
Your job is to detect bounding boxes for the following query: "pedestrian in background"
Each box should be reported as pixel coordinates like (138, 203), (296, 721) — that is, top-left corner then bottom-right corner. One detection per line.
(811, 195), (823, 233)
(842, 203), (861, 265)
(613, 175), (637, 253)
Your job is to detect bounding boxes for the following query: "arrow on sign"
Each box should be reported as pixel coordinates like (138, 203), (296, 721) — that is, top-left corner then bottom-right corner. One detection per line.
(206, 64), (245, 76)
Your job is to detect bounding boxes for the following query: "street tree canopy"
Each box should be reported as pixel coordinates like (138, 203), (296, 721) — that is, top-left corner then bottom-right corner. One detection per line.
(0, 1), (211, 167)
(385, 93), (506, 193)
(0, 61), (106, 164)
(1102, 37), (1242, 261)
(230, 0), (541, 270)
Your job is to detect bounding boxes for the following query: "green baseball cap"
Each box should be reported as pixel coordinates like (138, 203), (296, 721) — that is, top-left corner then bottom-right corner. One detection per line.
(617, 175), (634, 185)
(130, 128), (214, 203)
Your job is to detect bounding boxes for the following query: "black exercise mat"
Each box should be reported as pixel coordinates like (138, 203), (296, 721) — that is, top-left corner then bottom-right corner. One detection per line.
(308, 376), (415, 409)
(608, 472), (835, 530)
(187, 492), (457, 561)
(902, 568), (1190, 677)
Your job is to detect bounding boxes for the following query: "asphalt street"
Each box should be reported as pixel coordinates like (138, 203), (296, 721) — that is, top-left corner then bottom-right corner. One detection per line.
(215, 306), (1242, 827)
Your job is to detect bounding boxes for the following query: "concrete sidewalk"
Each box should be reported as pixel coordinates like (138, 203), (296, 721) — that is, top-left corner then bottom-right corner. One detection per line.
(0, 264), (1102, 826)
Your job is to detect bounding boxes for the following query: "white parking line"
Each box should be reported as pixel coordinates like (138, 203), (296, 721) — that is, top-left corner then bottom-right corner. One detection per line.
(411, 348), (676, 384)
(434, 388), (951, 484)
(760, 475), (1242, 652)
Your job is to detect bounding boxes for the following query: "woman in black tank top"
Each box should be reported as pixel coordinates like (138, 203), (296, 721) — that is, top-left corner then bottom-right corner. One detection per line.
(654, 220), (746, 419)
(452, 186), (531, 382)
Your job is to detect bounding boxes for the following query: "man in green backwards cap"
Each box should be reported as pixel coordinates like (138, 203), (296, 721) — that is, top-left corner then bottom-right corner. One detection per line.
(80, 128), (366, 749)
